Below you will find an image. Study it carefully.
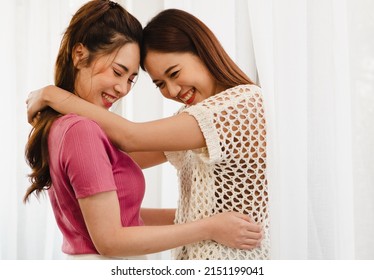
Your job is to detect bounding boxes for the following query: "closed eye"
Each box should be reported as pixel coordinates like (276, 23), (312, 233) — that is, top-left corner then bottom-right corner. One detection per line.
(155, 82), (164, 89)
(128, 75), (138, 85)
(170, 70), (179, 78)
(113, 69), (122, 77)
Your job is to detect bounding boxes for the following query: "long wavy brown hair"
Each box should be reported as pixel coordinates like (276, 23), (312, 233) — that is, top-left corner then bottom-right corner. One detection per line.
(24, 0), (142, 202)
(140, 8), (254, 89)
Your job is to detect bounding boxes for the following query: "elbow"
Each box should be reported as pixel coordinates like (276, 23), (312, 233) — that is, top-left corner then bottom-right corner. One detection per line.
(93, 233), (146, 258)
(96, 240), (153, 258)
(93, 234), (126, 257)
(95, 240), (119, 257)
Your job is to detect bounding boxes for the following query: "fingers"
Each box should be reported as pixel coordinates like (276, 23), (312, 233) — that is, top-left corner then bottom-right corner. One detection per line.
(215, 212), (265, 250)
(26, 94), (32, 123)
(239, 233), (263, 250)
(242, 227), (262, 242)
(233, 212), (258, 226)
(28, 110), (37, 125)
(26, 91), (34, 105)
(239, 221), (264, 250)
(26, 93), (38, 124)
(236, 215), (261, 232)
(238, 242), (261, 250)
(30, 112), (41, 126)
(234, 236), (262, 250)
(26, 97), (41, 125)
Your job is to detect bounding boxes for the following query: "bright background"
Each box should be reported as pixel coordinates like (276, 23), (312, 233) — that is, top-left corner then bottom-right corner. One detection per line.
(0, 0), (373, 260)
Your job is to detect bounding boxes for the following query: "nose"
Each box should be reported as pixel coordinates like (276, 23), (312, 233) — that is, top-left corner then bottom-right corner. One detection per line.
(114, 81), (129, 98)
(166, 82), (181, 99)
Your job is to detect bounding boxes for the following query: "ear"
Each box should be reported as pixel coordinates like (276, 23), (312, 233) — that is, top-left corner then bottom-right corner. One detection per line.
(72, 43), (89, 68)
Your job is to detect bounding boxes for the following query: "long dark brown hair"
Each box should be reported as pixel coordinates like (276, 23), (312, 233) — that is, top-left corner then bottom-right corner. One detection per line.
(140, 8), (253, 89)
(24, 0), (142, 202)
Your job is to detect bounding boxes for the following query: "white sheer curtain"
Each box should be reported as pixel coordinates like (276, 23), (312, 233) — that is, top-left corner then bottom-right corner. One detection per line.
(0, 0), (90, 260)
(1, 0), (373, 260)
(248, 0), (374, 259)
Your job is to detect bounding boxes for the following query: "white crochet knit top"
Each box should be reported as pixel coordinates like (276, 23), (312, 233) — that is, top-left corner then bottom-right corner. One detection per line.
(165, 84), (270, 260)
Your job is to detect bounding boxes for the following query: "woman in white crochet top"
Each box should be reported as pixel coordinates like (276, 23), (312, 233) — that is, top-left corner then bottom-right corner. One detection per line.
(26, 9), (269, 260)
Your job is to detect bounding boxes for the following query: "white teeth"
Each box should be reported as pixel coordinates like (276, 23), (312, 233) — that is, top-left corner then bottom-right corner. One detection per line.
(179, 88), (195, 103)
(102, 93), (116, 103)
(181, 92), (193, 102)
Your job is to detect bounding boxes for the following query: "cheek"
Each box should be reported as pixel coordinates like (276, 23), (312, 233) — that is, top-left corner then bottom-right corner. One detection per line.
(160, 89), (170, 99)
(160, 89), (183, 103)
(199, 73), (216, 95)
(76, 72), (95, 96)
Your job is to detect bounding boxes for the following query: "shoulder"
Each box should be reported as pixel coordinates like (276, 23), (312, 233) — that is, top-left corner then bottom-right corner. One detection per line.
(56, 114), (100, 129)
(219, 84), (265, 109)
(55, 115), (114, 161)
(56, 113), (97, 126)
(218, 84), (263, 101)
(54, 114), (105, 139)
(185, 84), (263, 112)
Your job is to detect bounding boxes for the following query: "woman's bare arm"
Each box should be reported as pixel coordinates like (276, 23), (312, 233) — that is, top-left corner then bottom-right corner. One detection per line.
(27, 86), (205, 152)
(128, 151), (167, 169)
(140, 208), (176, 226)
(79, 191), (262, 257)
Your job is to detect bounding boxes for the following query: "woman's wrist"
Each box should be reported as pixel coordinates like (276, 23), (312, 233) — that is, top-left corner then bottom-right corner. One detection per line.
(42, 85), (55, 106)
(197, 217), (214, 241)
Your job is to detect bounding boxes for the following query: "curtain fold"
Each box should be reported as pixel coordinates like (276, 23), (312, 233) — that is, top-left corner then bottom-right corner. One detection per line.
(248, 0), (373, 259)
(1, 0), (18, 260)
(248, 0), (309, 259)
(1, 0), (86, 260)
(349, 0), (374, 259)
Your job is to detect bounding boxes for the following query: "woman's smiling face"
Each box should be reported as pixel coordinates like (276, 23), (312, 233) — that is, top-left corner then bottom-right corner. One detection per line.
(74, 42), (140, 110)
(144, 50), (224, 105)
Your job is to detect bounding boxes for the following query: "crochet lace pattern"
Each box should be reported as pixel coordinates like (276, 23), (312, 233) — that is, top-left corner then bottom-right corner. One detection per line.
(165, 84), (270, 260)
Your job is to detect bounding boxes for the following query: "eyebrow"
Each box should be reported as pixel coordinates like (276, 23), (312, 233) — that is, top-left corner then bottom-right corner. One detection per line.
(152, 64), (178, 83)
(114, 62), (138, 75)
(164, 64), (178, 75)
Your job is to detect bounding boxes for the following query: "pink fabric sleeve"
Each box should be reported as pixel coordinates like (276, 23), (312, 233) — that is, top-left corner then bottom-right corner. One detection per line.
(60, 119), (117, 199)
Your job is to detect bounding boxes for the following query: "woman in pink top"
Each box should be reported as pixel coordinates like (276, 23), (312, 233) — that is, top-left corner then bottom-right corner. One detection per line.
(24, 0), (262, 259)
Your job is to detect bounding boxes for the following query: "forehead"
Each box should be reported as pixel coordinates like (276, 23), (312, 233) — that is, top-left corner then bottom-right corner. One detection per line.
(113, 43), (140, 70)
(144, 51), (194, 75)
(94, 43), (140, 72)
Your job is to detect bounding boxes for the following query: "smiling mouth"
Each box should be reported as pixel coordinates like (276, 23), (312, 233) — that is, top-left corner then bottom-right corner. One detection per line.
(178, 88), (196, 104)
(102, 93), (117, 108)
